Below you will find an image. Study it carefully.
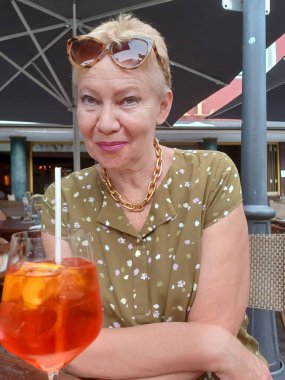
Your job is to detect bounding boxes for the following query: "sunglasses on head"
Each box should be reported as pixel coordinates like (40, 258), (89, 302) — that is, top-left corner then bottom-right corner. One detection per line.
(67, 35), (167, 82)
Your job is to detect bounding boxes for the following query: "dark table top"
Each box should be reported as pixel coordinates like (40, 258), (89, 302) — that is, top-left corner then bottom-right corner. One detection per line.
(0, 351), (82, 380)
(0, 219), (34, 241)
(0, 219), (34, 233)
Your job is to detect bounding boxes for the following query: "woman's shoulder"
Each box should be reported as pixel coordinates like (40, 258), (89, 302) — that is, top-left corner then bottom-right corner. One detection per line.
(44, 165), (99, 199)
(61, 165), (98, 185)
(58, 165), (101, 193)
(173, 148), (235, 168)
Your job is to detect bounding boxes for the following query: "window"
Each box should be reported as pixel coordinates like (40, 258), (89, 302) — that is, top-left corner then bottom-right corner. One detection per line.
(267, 143), (279, 194)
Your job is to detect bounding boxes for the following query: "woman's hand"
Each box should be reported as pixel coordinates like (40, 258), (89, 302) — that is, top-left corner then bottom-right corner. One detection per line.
(211, 328), (272, 380)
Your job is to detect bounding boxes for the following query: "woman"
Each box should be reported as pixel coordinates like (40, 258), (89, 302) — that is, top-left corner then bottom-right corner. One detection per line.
(41, 14), (271, 380)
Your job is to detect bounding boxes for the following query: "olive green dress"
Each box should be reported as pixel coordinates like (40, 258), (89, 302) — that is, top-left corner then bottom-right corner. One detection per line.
(41, 149), (263, 379)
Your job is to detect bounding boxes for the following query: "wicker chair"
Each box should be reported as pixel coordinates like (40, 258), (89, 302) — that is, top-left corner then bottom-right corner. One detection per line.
(249, 234), (285, 327)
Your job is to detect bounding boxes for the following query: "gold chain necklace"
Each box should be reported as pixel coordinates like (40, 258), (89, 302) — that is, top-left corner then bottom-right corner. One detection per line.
(101, 138), (163, 212)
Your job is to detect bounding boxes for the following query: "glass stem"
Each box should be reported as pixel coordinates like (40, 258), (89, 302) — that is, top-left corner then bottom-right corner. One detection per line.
(48, 371), (59, 380)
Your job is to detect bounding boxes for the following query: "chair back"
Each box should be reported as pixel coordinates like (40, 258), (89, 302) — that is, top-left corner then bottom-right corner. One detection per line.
(249, 234), (285, 311)
(31, 194), (44, 213)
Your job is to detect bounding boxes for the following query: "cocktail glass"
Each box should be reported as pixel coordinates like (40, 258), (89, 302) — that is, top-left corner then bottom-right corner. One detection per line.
(0, 229), (103, 380)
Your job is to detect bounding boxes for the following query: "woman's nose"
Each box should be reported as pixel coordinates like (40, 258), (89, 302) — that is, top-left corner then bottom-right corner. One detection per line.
(96, 105), (120, 134)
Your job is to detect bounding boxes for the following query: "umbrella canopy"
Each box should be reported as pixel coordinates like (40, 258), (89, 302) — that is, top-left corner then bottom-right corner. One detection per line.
(209, 56), (285, 121)
(1, 0), (285, 127)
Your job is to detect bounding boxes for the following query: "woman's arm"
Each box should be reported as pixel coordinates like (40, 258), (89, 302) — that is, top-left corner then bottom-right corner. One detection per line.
(66, 321), (270, 380)
(66, 322), (220, 379)
(96, 371), (202, 380)
(188, 203), (249, 334)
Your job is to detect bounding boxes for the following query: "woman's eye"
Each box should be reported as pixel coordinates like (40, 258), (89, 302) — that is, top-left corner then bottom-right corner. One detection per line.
(81, 95), (97, 105)
(122, 96), (139, 106)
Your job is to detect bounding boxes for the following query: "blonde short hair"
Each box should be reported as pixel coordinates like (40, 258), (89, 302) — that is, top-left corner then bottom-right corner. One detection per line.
(74, 14), (172, 90)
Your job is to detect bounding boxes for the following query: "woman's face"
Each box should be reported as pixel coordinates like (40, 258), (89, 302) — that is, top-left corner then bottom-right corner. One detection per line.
(76, 56), (172, 171)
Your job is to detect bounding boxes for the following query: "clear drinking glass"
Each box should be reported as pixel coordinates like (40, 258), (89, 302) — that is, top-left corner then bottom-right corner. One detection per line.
(0, 229), (103, 380)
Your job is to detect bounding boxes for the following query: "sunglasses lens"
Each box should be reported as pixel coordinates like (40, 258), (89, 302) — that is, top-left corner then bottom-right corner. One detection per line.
(70, 39), (102, 67)
(111, 38), (150, 68)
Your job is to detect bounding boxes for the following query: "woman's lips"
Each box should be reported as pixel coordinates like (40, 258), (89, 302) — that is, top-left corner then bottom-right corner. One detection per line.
(96, 141), (128, 152)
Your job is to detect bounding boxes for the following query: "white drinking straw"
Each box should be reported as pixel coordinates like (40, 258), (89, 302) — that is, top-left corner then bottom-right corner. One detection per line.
(55, 167), (62, 264)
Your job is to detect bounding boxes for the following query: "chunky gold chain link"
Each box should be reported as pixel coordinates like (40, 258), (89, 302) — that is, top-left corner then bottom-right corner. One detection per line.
(101, 138), (163, 212)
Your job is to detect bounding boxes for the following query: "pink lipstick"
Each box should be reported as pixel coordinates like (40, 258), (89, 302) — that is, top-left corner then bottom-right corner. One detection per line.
(96, 141), (128, 152)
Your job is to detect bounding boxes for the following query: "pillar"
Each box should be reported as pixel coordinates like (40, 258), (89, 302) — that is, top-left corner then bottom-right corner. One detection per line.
(202, 137), (218, 151)
(241, 0), (284, 377)
(10, 137), (27, 200)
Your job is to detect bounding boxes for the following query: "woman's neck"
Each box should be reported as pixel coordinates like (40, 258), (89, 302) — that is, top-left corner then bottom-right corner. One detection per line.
(99, 145), (174, 206)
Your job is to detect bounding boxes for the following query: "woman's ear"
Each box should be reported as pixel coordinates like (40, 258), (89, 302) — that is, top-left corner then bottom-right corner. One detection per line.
(156, 89), (173, 125)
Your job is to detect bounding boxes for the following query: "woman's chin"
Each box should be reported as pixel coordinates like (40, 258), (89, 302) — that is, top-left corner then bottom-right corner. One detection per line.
(96, 158), (126, 171)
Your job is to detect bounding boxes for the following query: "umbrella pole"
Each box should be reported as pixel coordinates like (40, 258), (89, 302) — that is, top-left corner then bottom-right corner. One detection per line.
(241, 0), (284, 377)
(72, 0), (81, 172)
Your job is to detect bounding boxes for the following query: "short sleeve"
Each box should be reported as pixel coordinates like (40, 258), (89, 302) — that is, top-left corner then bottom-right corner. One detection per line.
(203, 152), (242, 228)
